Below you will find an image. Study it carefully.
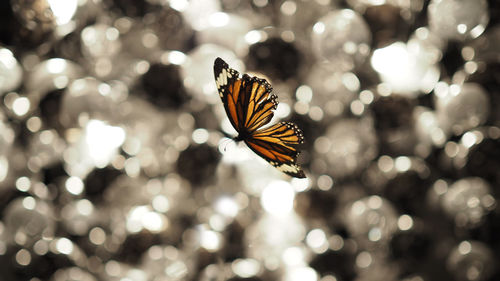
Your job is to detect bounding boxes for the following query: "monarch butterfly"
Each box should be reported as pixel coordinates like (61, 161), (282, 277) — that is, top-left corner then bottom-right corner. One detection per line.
(214, 57), (305, 178)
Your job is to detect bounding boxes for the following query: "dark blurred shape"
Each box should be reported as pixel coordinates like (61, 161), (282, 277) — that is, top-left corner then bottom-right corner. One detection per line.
(309, 250), (356, 281)
(0, 0), (18, 46)
(390, 230), (432, 264)
(0, 246), (73, 281)
(295, 189), (337, 220)
(222, 221), (245, 262)
(465, 138), (500, 186)
(488, 0), (500, 26)
(468, 63), (500, 124)
(43, 161), (67, 185)
(116, 231), (160, 264)
(371, 95), (417, 155)
(383, 171), (431, 215)
(247, 37), (301, 81)
(176, 143), (221, 186)
(441, 41), (464, 78)
(84, 166), (122, 200)
(39, 88), (65, 131)
(364, 4), (410, 46)
(196, 249), (219, 279)
(372, 95), (415, 131)
(469, 212), (500, 253)
(52, 31), (84, 60)
(105, 0), (155, 17)
(140, 63), (190, 109)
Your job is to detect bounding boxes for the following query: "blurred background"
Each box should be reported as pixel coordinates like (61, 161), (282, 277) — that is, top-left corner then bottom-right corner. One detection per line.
(0, 0), (499, 280)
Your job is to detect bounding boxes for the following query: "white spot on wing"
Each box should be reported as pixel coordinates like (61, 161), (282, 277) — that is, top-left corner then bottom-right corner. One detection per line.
(276, 163), (300, 173)
(222, 68), (228, 85)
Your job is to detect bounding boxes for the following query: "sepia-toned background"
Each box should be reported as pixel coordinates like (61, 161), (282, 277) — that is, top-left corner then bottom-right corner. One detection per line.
(0, 0), (499, 280)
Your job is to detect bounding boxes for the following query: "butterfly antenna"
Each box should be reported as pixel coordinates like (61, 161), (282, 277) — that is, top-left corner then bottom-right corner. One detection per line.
(220, 138), (234, 152)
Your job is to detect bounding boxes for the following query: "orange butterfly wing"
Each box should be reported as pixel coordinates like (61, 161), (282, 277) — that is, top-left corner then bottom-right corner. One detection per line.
(214, 57), (243, 131)
(214, 58), (277, 133)
(246, 122), (305, 178)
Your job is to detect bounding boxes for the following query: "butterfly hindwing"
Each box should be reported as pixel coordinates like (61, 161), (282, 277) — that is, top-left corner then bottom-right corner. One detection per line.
(252, 121), (304, 146)
(245, 122), (305, 178)
(245, 138), (305, 178)
(214, 57), (306, 178)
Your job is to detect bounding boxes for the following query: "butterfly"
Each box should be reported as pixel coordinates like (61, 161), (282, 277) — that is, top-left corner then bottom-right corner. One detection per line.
(214, 57), (305, 178)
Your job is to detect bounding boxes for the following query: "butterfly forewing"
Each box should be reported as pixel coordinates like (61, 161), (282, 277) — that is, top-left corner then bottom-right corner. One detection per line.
(214, 57), (306, 178)
(214, 58), (241, 131)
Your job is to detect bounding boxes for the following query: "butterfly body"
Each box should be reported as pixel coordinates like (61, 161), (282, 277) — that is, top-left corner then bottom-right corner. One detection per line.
(233, 130), (249, 142)
(214, 57), (305, 178)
